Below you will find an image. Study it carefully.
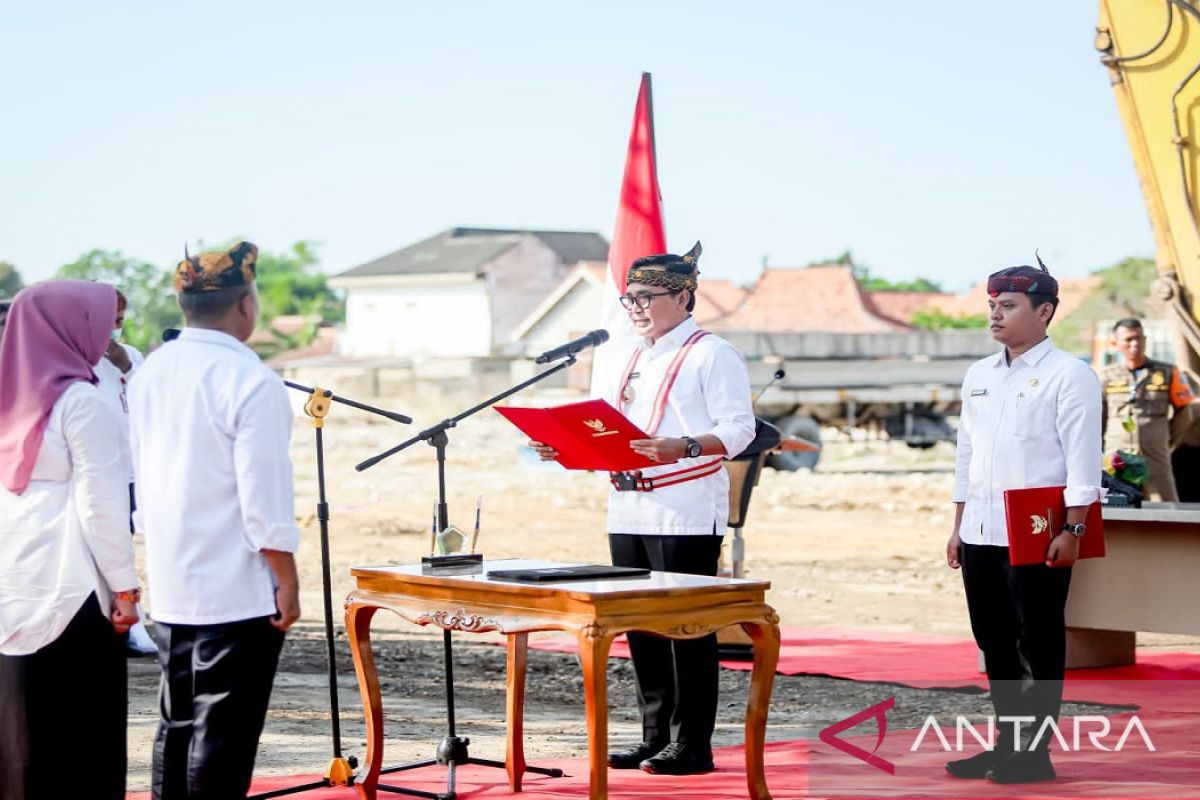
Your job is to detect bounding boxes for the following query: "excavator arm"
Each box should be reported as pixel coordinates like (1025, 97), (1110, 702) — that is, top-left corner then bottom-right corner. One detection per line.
(1097, 0), (1200, 373)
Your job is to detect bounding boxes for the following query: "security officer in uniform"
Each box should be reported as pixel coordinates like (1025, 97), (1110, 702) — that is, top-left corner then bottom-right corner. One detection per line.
(1101, 318), (1195, 501)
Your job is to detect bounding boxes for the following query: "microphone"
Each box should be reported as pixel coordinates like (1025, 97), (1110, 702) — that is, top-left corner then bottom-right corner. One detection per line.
(534, 329), (609, 364)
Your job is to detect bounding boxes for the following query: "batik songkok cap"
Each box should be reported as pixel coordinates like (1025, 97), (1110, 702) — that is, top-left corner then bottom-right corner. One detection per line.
(627, 241), (702, 292)
(174, 241), (259, 294)
(987, 253), (1059, 298)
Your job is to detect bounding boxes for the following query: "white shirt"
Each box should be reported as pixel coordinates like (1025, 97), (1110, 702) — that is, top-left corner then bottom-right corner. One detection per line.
(0, 382), (139, 655)
(129, 327), (300, 625)
(595, 316), (756, 536)
(953, 337), (1103, 547)
(94, 342), (143, 482)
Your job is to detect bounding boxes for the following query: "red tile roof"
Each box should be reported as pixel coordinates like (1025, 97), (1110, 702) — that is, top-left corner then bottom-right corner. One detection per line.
(712, 265), (910, 333)
(694, 279), (748, 326)
(868, 291), (958, 325)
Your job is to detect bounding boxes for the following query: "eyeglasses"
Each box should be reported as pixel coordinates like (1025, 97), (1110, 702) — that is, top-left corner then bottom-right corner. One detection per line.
(619, 290), (678, 310)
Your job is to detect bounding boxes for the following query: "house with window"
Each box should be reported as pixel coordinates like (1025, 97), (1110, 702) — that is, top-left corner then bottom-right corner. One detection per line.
(328, 227), (609, 360)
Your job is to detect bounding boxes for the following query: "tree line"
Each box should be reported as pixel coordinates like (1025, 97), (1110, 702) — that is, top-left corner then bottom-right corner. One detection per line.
(1, 250), (1158, 353)
(0, 241), (344, 354)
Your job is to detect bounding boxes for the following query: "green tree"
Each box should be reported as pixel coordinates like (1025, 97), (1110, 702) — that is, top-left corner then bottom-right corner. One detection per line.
(817, 251), (945, 293)
(55, 250), (181, 352)
(1094, 256), (1157, 316)
(910, 307), (988, 330)
(1051, 255), (1156, 354)
(0, 261), (24, 298)
(215, 239), (344, 329)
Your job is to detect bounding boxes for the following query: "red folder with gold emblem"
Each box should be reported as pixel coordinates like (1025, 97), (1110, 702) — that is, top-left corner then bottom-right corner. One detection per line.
(1002, 486), (1106, 566)
(496, 398), (659, 471)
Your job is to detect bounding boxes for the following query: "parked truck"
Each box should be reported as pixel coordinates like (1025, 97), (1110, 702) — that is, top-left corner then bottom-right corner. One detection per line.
(729, 328), (997, 470)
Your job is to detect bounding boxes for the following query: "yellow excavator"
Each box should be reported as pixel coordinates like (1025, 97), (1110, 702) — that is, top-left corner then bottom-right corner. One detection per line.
(1097, 0), (1200, 499)
(1056, 1), (1200, 667)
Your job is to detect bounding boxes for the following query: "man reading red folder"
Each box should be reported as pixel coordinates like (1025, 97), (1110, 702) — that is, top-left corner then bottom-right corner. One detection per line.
(944, 258), (1103, 785)
(530, 243), (754, 777)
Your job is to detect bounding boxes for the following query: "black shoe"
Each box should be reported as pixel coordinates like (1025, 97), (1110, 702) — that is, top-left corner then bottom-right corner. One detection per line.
(945, 748), (1009, 779)
(639, 742), (714, 775)
(607, 741), (665, 770)
(985, 750), (1056, 784)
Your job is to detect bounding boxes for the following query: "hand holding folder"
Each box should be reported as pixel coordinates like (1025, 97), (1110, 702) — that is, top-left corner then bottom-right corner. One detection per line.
(1002, 485), (1106, 566)
(496, 399), (660, 471)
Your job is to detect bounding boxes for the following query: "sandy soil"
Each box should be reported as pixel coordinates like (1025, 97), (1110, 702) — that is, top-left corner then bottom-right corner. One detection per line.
(121, 402), (1197, 792)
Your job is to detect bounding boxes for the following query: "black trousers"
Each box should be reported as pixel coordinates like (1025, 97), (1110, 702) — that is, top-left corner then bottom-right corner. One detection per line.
(960, 542), (1072, 751)
(609, 532), (723, 751)
(152, 616), (285, 800)
(0, 593), (127, 800)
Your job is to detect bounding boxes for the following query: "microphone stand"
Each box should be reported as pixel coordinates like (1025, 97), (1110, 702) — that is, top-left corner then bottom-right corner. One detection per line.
(354, 356), (578, 800)
(248, 381), (412, 800)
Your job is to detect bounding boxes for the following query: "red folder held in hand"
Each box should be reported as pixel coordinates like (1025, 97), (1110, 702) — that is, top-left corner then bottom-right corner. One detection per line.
(1002, 486), (1106, 566)
(496, 398), (659, 471)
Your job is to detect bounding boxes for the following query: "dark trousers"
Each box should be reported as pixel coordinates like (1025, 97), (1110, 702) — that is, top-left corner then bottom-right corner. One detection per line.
(609, 532), (723, 752)
(0, 593), (127, 800)
(960, 542), (1072, 751)
(152, 616), (285, 800)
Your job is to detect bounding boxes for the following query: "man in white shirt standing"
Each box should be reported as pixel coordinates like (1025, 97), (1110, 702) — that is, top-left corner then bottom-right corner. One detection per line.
(945, 259), (1102, 785)
(533, 243), (755, 776)
(130, 241), (301, 800)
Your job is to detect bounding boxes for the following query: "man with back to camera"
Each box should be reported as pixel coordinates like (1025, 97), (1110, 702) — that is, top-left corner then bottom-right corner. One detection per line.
(129, 241), (301, 799)
(531, 242), (756, 776)
(945, 257), (1102, 784)
(1101, 317), (1195, 501)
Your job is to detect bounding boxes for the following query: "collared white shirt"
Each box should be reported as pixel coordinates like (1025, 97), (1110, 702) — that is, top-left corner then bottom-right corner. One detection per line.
(0, 382), (139, 655)
(594, 316), (756, 536)
(953, 337), (1103, 547)
(129, 327), (300, 625)
(94, 343), (143, 482)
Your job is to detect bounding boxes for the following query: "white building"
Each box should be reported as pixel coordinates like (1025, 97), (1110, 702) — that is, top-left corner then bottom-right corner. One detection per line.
(329, 227), (609, 360)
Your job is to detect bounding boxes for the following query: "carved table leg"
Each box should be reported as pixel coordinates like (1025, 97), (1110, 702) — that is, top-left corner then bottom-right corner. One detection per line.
(742, 615), (780, 800)
(506, 632), (529, 791)
(577, 624), (614, 800)
(346, 601), (382, 800)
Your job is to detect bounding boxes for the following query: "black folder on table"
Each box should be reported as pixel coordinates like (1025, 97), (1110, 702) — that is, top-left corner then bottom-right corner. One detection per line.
(486, 565), (651, 583)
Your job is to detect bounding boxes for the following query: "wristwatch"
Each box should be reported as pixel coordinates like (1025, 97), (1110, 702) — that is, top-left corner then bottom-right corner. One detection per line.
(1063, 522), (1086, 538)
(682, 437), (703, 458)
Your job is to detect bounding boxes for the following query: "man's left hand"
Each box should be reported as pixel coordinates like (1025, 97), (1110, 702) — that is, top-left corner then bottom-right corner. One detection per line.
(105, 339), (132, 373)
(629, 437), (686, 463)
(1045, 532), (1081, 568)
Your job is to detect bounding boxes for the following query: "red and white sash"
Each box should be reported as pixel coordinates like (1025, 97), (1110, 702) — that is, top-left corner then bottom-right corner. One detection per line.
(611, 329), (723, 492)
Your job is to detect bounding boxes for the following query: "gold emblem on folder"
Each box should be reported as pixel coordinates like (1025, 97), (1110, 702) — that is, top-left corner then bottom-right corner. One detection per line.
(1030, 514), (1048, 535)
(584, 418), (620, 438)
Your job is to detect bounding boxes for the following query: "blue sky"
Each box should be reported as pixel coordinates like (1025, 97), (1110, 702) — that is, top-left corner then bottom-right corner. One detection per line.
(0, 2), (1153, 291)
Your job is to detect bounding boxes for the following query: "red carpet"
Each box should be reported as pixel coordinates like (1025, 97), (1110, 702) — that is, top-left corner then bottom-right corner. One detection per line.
(123, 715), (1200, 799)
(119, 631), (1200, 798)
(527, 626), (1200, 711)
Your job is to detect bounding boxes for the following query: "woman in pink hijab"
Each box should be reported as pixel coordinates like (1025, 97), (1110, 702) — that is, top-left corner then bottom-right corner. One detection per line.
(0, 280), (141, 800)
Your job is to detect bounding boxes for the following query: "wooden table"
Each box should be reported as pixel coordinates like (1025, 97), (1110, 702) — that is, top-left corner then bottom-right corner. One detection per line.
(345, 558), (780, 800)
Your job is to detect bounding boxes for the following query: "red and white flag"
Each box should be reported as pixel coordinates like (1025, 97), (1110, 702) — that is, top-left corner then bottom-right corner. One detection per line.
(591, 72), (667, 391)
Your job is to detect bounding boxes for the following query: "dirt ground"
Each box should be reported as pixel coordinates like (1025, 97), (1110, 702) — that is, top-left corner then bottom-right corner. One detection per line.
(122, 401), (1198, 792)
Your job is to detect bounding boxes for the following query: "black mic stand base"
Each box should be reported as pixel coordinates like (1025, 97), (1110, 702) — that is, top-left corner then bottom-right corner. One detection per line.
(377, 740), (563, 800)
(356, 357), (578, 799)
(248, 383), (411, 799)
